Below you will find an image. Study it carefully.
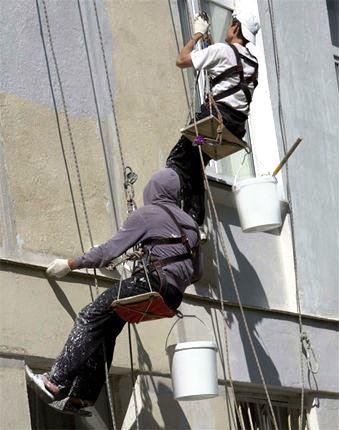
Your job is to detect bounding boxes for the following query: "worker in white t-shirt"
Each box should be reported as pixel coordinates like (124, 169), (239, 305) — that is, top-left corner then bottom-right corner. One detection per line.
(166, 10), (260, 229)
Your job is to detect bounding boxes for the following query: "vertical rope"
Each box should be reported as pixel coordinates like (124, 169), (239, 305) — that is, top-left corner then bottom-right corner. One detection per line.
(207, 198), (245, 429)
(91, 0), (129, 204)
(40, 0), (96, 252)
(128, 323), (140, 430)
(199, 146), (279, 430)
(167, 0), (191, 111)
(37, 1), (117, 425)
(191, 67), (278, 429)
(76, 0), (120, 232)
(267, 2), (307, 428)
(35, 0), (86, 256)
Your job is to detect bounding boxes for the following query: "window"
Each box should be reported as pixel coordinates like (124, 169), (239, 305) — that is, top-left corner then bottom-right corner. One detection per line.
(235, 391), (310, 430)
(335, 56), (339, 88)
(175, 0), (256, 184)
(326, 0), (339, 89)
(326, 0), (339, 48)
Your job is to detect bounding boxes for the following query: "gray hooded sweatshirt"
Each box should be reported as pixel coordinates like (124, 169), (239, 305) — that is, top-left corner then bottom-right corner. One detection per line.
(75, 168), (202, 293)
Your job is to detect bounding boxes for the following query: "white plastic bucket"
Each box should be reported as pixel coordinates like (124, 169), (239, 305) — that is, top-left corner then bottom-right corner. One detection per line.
(233, 175), (282, 233)
(166, 341), (218, 401)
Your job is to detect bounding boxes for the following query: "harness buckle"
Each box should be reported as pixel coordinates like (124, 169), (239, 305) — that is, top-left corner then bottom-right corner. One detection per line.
(181, 233), (188, 244)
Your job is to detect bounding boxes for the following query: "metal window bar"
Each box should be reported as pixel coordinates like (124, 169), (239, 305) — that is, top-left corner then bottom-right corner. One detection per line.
(236, 400), (309, 430)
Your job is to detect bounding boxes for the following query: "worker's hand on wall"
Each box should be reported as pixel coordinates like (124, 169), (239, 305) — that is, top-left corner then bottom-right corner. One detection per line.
(193, 14), (210, 36)
(46, 259), (71, 279)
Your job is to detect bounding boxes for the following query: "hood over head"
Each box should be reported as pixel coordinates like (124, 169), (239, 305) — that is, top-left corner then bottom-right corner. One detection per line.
(143, 168), (181, 206)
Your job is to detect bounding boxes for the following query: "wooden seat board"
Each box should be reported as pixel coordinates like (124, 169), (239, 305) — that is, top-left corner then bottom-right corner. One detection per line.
(181, 115), (248, 160)
(111, 291), (160, 307)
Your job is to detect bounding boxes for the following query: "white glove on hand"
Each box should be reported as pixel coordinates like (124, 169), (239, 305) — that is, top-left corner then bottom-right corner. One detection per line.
(46, 259), (71, 279)
(193, 14), (210, 36)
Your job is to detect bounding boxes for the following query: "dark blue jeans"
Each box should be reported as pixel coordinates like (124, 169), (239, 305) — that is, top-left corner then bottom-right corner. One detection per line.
(49, 272), (182, 402)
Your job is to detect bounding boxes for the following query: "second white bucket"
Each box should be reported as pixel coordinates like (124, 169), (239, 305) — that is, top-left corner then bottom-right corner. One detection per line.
(233, 175), (282, 233)
(166, 341), (218, 401)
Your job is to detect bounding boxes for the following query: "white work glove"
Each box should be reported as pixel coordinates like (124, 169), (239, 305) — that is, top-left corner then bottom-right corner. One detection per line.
(193, 13), (210, 36)
(46, 259), (71, 279)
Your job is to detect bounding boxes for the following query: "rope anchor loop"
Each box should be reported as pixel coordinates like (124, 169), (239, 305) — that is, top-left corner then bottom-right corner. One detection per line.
(301, 331), (319, 374)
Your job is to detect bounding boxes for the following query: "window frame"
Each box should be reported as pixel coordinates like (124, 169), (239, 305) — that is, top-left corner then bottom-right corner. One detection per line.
(182, 0), (257, 186)
(234, 389), (311, 430)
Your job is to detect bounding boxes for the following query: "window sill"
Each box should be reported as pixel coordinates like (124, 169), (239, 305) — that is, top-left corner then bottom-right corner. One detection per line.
(207, 173), (233, 189)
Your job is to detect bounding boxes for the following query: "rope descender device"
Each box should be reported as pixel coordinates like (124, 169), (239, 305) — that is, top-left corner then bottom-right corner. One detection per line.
(124, 166), (138, 213)
(301, 331), (319, 375)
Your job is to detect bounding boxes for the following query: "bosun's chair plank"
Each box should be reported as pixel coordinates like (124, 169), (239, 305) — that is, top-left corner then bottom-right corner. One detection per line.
(111, 292), (176, 324)
(181, 115), (248, 160)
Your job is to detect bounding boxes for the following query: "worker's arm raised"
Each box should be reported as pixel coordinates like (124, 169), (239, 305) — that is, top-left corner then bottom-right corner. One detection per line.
(176, 15), (209, 69)
(176, 34), (202, 68)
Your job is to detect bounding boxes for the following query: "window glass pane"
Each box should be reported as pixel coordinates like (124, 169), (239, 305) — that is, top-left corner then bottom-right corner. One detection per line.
(201, 0), (255, 182)
(326, 0), (339, 48)
(201, 0), (232, 43)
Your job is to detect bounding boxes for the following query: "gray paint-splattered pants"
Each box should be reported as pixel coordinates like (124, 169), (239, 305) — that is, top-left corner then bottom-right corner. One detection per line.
(48, 272), (182, 402)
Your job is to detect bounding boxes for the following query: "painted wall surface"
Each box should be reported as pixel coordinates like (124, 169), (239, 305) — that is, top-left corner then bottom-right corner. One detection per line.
(257, 0), (338, 318)
(0, 0), (188, 261)
(1, 0), (338, 429)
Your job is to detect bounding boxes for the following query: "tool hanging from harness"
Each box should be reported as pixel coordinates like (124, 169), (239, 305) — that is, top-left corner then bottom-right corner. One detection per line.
(111, 204), (200, 323)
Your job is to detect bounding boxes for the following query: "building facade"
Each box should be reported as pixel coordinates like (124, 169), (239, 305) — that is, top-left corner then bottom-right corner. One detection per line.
(0, 0), (338, 429)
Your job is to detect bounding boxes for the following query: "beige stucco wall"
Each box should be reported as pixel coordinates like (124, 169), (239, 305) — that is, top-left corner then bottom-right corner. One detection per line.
(0, 359), (31, 430)
(0, 1), (190, 426)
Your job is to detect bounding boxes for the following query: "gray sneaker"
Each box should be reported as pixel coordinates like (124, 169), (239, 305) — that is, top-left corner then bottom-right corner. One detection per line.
(49, 397), (93, 417)
(25, 366), (55, 404)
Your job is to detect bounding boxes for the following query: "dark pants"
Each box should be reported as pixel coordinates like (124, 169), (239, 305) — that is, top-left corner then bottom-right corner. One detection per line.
(49, 272), (182, 403)
(166, 103), (246, 225)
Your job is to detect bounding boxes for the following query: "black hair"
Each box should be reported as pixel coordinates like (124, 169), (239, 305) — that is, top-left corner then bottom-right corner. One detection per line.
(232, 18), (249, 44)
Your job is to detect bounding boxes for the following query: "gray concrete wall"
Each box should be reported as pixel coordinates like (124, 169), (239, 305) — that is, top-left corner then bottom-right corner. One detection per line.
(0, 358), (31, 430)
(257, 0), (339, 319)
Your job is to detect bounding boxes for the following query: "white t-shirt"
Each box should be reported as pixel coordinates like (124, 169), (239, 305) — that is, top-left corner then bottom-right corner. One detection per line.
(191, 42), (258, 115)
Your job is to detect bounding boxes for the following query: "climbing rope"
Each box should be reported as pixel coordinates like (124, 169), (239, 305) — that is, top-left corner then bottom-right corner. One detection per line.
(35, 1), (86, 256)
(207, 198), (245, 429)
(189, 76), (245, 428)
(76, 0), (120, 231)
(199, 145), (279, 430)
(90, 2), (140, 427)
(37, 1), (118, 426)
(190, 61), (279, 427)
(267, 2), (315, 428)
(128, 323), (140, 430)
(91, 0), (138, 215)
(167, 0), (191, 112)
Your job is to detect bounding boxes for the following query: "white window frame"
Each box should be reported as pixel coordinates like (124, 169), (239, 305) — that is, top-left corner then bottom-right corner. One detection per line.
(182, 0), (285, 196)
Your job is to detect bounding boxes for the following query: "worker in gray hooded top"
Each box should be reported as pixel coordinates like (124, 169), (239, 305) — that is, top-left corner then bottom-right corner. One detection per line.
(167, 9), (260, 228)
(26, 167), (201, 415)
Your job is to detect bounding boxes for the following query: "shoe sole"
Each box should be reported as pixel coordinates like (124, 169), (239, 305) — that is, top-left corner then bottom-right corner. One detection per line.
(49, 398), (93, 417)
(25, 365), (55, 404)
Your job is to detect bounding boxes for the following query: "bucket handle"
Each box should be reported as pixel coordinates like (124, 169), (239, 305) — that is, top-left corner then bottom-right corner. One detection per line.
(165, 314), (215, 352)
(233, 153), (279, 190)
(232, 152), (249, 189)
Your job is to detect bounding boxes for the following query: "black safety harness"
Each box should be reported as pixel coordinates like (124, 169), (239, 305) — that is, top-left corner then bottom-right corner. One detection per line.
(210, 43), (258, 107)
(140, 203), (200, 273)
